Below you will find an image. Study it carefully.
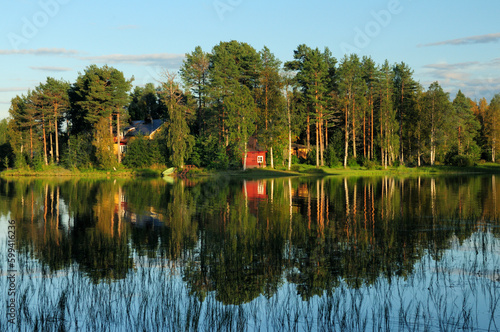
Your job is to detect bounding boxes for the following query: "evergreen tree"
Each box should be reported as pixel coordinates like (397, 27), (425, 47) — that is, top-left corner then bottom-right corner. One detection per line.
(93, 117), (115, 169)
(69, 64), (133, 134)
(338, 54), (365, 167)
(361, 56), (378, 161)
(485, 94), (500, 162)
(452, 90), (480, 156)
(128, 83), (164, 121)
(393, 62), (417, 164)
(37, 77), (70, 164)
(180, 46), (210, 132)
(285, 45), (333, 167)
(256, 46), (285, 168)
(160, 71), (194, 168)
(376, 60), (398, 168)
(422, 82), (453, 165)
(206, 41), (260, 167)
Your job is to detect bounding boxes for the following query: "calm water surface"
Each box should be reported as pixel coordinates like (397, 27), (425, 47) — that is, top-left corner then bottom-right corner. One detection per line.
(0, 175), (499, 331)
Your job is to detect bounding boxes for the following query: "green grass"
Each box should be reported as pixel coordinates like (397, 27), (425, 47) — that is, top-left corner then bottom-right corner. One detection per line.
(4, 162), (500, 179)
(211, 162), (500, 179)
(0, 165), (134, 178)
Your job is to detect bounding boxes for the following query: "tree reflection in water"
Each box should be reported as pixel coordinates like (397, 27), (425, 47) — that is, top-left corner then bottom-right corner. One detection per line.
(0, 175), (499, 330)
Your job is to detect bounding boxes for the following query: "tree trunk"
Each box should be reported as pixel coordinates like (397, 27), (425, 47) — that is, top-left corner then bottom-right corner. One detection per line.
(363, 112), (366, 158)
(287, 95), (292, 171)
(324, 118), (328, 150)
(319, 108), (324, 166)
(49, 128), (54, 164)
(243, 141), (248, 170)
(315, 118), (319, 168)
(30, 125), (33, 160)
(352, 99), (357, 159)
(42, 115), (48, 165)
(307, 115), (310, 152)
(344, 102), (349, 168)
(117, 111), (121, 163)
(109, 114), (113, 137)
(270, 146), (274, 169)
(399, 81), (404, 165)
(54, 103), (60, 163)
(370, 95), (374, 160)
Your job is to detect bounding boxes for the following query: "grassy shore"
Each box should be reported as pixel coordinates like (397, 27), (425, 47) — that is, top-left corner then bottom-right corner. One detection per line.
(2, 162), (500, 179)
(212, 162), (500, 180)
(0, 165), (163, 178)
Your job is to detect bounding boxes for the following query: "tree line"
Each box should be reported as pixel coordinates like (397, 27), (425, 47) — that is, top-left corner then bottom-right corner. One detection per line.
(3, 40), (500, 171)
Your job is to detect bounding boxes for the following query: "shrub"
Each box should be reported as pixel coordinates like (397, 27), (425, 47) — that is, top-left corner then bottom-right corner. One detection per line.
(363, 159), (378, 170)
(325, 146), (341, 167)
(452, 155), (476, 167)
(123, 136), (163, 169)
(347, 157), (359, 167)
(306, 148), (316, 165)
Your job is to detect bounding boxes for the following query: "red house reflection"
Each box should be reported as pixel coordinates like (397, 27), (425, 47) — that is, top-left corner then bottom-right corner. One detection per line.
(243, 180), (267, 200)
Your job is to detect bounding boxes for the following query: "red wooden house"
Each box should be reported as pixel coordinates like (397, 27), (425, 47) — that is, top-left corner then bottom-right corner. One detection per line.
(243, 150), (267, 168)
(242, 136), (267, 169)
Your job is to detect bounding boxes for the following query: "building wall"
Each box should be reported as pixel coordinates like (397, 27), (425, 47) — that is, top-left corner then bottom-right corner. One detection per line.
(244, 151), (267, 168)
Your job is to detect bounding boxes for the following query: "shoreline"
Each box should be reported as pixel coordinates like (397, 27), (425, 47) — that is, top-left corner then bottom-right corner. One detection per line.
(2, 163), (500, 180)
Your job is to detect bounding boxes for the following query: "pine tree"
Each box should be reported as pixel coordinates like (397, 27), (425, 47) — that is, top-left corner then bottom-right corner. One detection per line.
(393, 62), (417, 164)
(38, 78), (70, 164)
(485, 94), (500, 162)
(256, 46), (284, 169)
(377, 60), (398, 168)
(338, 54), (365, 167)
(285, 45), (332, 167)
(160, 71), (194, 168)
(180, 46), (210, 132)
(422, 82), (452, 165)
(452, 90), (480, 156)
(206, 41), (260, 167)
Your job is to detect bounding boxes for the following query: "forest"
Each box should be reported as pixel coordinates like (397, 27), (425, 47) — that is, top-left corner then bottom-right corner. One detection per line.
(2, 40), (500, 172)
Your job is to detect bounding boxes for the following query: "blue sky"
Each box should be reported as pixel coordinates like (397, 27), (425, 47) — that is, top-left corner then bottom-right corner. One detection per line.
(1, 0), (500, 120)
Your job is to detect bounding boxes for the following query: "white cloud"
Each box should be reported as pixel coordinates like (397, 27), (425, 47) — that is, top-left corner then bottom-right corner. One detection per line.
(30, 66), (72, 72)
(419, 33), (500, 47)
(79, 53), (185, 68)
(421, 59), (500, 101)
(0, 48), (79, 55)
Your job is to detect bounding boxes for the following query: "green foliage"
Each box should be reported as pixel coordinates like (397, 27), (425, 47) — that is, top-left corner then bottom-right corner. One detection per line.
(30, 153), (44, 171)
(444, 143), (480, 167)
(69, 64), (133, 134)
(363, 159), (378, 170)
(123, 136), (163, 168)
(93, 118), (116, 170)
(306, 147), (316, 165)
(325, 145), (341, 167)
(347, 157), (359, 167)
(1, 42), (496, 174)
(0, 119), (14, 170)
(128, 83), (165, 121)
(61, 132), (94, 169)
(160, 73), (194, 168)
(179, 46), (210, 132)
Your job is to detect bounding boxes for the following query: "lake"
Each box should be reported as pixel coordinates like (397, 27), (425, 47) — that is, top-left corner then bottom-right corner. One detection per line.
(0, 175), (499, 331)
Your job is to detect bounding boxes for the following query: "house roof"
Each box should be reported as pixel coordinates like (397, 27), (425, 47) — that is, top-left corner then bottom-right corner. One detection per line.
(124, 119), (164, 137)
